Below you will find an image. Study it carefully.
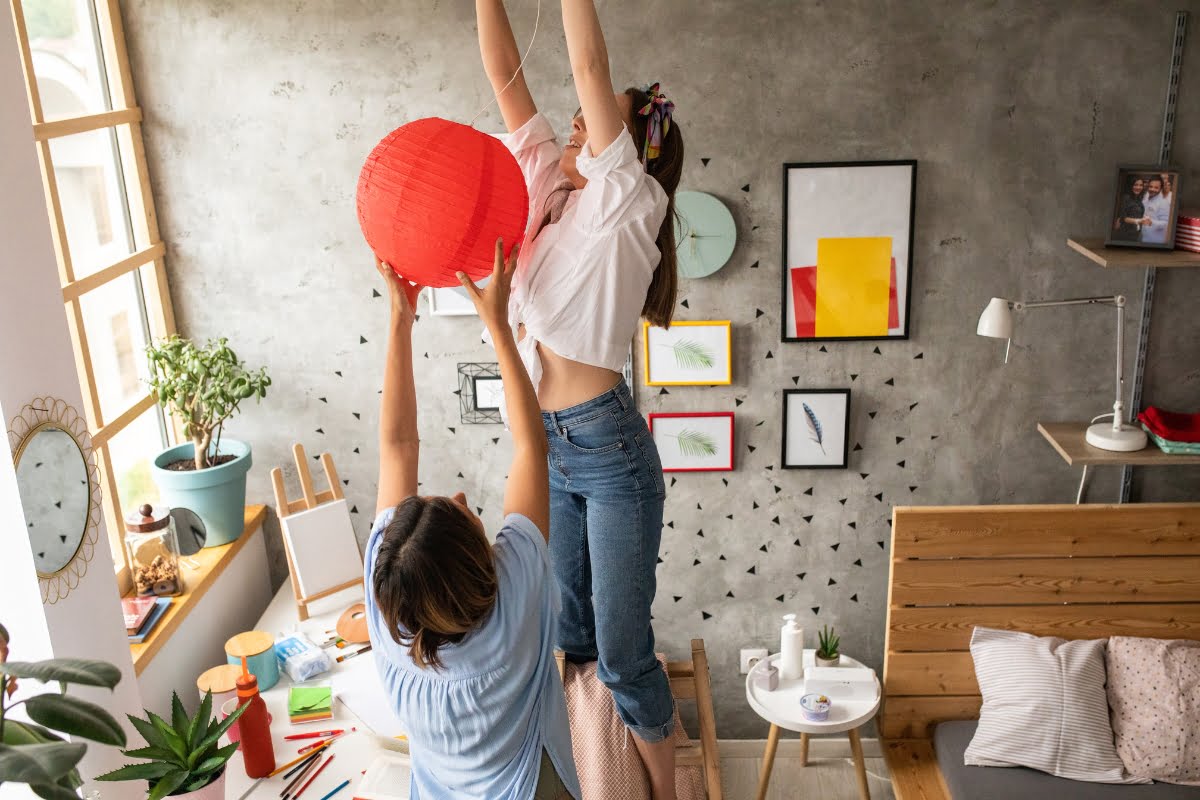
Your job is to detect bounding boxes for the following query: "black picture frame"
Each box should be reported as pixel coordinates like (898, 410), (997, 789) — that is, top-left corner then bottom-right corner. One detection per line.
(781, 160), (917, 343)
(1104, 164), (1181, 250)
(457, 363), (503, 424)
(472, 376), (503, 411)
(781, 389), (851, 469)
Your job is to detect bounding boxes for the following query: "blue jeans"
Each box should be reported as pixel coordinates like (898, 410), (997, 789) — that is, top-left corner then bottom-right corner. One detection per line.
(543, 381), (675, 743)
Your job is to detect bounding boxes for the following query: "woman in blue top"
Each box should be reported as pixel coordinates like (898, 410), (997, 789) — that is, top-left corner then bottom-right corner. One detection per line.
(364, 243), (581, 800)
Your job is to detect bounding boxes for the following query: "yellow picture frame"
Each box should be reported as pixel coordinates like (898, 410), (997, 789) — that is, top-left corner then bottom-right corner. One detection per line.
(643, 320), (733, 386)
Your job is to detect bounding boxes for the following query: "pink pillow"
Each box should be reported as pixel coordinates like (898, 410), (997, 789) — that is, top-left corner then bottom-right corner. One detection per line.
(1106, 636), (1200, 785)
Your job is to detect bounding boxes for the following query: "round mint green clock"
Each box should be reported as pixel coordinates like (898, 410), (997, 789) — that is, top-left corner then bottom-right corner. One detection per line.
(673, 190), (737, 279)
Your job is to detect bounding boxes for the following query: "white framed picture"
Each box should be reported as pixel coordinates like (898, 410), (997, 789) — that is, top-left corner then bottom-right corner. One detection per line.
(782, 389), (850, 469)
(649, 412), (734, 472)
(426, 286), (477, 316)
(642, 320), (732, 386)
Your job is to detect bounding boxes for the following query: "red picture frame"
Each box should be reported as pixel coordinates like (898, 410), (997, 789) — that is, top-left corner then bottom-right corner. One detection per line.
(648, 412), (735, 472)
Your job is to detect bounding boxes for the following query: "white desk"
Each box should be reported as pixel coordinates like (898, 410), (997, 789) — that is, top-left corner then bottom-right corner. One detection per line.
(225, 584), (399, 800)
(745, 651), (880, 800)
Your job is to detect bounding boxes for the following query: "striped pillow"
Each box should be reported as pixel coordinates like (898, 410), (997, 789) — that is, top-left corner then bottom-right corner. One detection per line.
(963, 627), (1147, 783)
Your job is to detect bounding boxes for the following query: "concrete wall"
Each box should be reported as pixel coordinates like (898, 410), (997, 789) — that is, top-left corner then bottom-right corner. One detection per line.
(1, 13), (143, 796)
(120, 0), (1200, 737)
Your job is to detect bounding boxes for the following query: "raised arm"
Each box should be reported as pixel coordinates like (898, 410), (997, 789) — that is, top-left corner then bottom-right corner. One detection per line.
(477, 0), (538, 133)
(458, 241), (550, 540)
(374, 259), (423, 515)
(562, 0), (623, 157)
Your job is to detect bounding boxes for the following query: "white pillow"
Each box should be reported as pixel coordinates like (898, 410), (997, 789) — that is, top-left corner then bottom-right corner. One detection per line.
(964, 627), (1146, 783)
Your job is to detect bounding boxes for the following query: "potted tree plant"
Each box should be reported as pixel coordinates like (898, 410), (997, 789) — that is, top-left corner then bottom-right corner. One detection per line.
(0, 622), (127, 799)
(96, 691), (246, 800)
(147, 336), (270, 547)
(815, 624), (841, 667)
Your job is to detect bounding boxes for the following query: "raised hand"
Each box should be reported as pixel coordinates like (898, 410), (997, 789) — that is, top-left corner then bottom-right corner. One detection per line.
(457, 239), (518, 333)
(375, 257), (423, 326)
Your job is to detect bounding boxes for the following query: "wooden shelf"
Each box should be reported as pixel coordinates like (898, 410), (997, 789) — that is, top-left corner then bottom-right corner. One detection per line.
(1067, 237), (1200, 269)
(128, 505), (267, 674)
(1037, 422), (1200, 467)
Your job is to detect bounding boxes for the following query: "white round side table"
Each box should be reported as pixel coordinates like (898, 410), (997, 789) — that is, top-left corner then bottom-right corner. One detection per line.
(745, 650), (881, 800)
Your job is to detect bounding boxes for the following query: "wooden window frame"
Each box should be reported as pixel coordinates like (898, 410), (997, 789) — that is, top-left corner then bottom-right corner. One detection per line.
(11, 0), (178, 596)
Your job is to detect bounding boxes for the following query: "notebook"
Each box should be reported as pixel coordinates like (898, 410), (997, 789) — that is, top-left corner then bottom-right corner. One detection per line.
(353, 752), (412, 800)
(122, 596), (157, 633)
(127, 597), (171, 644)
(288, 685), (334, 725)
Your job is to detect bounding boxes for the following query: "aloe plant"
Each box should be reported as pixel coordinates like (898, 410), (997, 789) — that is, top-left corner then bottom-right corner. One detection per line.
(145, 336), (271, 470)
(96, 691), (246, 800)
(0, 621), (128, 800)
(817, 625), (840, 660)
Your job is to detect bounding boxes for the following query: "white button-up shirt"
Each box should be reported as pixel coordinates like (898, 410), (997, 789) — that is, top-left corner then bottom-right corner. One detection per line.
(1141, 191), (1171, 244)
(499, 113), (667, 394)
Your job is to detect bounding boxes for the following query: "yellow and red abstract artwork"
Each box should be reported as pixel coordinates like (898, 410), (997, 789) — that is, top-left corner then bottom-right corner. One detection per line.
(789, 236), (899, 339)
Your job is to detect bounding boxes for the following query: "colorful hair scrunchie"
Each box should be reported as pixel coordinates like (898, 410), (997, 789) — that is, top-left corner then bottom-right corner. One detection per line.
(637, 82), (674, 162)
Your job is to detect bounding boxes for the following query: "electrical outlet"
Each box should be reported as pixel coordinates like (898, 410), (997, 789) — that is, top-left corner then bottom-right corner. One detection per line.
(740, 647), (768, 674)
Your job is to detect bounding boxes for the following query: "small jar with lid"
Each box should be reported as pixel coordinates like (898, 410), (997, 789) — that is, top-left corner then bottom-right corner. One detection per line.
(125, 503), (183, 597)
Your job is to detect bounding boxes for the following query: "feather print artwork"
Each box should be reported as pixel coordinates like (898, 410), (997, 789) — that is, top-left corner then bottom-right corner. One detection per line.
(802, 402), (825, 454)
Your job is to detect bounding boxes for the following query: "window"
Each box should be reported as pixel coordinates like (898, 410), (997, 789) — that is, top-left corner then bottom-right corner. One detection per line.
(13, 0), (179, 594)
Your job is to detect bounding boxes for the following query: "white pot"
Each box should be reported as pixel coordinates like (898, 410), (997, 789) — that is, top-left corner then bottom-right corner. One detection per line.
(815, 654), (841, 668)
(167, 768), (226, 800)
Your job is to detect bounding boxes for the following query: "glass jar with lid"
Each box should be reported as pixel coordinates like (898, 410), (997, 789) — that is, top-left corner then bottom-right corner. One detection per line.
(125, 503), (183, 596)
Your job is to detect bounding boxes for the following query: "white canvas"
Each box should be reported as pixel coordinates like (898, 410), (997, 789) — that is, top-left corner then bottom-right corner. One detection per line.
(474, 376), (504, 410)
(651, 415), (734, 471)
(785, 163), (913, 337)
(426, 286), (476, 316)
(785, 392), (849, 467)
(281, 498), (362, 597)
(646, 323), (731, 385)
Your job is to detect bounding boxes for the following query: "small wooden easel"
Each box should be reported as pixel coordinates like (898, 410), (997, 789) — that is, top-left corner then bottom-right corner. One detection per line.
(270, 443), (361, 621)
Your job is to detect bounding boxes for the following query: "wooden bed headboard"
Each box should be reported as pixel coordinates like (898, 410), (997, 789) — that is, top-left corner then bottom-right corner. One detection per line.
(881, 503), (1200, 740)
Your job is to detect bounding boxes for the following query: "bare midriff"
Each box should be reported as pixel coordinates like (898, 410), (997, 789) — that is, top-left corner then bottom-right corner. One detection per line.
(518, 323), (622, 412)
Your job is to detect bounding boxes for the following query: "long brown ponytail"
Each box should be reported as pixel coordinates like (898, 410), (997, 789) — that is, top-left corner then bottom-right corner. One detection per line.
(625, 86), (684, 329)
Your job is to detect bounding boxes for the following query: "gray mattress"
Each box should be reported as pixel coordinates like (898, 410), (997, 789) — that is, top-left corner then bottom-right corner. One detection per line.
(934, 721), (1200, 799)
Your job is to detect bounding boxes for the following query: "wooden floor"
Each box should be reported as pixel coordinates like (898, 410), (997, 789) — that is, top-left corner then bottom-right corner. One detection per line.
(720, 754), (896, 800)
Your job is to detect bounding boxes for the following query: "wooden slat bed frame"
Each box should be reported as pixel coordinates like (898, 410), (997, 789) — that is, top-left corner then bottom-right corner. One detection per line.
(880, 503), (1200, 800)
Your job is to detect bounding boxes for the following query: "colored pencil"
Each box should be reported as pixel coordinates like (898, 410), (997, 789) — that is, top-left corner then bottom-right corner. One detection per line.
(281, 749), (322, 781)
(279, 752), (322, 797)
(299, 732), (347, 754)
(235, 778), (265, 800)
(291, 753), (335, 800)
(268, 742), (329, 777)
(315, 780), (349, 800)
(285, 729), (343, 741)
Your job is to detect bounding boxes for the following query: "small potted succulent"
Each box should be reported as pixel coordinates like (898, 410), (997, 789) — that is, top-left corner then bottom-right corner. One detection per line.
(0, 622), (127, 799)
(147, 336), (270, 547)
(815, 624), (841, 667)
(96, 691), (246, 800)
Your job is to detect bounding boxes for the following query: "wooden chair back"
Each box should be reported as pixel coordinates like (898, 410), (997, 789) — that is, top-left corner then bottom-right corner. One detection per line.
(556, 638), (722, 799)
(881, 502), (1200, 740)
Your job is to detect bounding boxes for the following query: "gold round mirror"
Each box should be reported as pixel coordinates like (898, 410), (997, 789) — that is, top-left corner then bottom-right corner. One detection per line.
(8, 398), (101, 604)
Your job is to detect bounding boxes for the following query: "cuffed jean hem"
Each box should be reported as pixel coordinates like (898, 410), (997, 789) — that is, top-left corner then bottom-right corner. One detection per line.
(627, 716), (676, 744)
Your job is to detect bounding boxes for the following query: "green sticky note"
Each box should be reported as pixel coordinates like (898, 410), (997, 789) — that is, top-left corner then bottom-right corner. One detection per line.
(288, 686), (332, 714)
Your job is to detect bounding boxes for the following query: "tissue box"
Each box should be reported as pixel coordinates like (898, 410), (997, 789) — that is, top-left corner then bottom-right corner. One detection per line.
(803, 666), (876, 700)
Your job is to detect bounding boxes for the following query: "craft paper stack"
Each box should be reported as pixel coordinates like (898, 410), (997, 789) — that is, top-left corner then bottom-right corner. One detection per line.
(1177, 210), (1199, 253)
(288, 685), (334, 725)
(1137, 406), (1200, 454)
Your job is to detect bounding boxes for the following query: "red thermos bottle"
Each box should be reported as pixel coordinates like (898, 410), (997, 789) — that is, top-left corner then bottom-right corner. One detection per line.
(235, 656), (276, 778)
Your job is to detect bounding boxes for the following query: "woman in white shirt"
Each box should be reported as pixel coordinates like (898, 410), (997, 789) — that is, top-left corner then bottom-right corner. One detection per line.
(474, 2), (684, 797)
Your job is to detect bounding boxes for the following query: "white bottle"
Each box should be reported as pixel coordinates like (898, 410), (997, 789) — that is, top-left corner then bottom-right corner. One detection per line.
(780, 614), (804, 681)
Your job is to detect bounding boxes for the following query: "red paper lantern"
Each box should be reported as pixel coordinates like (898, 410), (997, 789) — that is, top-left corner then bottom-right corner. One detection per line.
(356, 118), (529, 288)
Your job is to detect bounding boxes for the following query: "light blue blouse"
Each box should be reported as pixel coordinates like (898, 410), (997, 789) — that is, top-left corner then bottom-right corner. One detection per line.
(364, 509), (581, 800)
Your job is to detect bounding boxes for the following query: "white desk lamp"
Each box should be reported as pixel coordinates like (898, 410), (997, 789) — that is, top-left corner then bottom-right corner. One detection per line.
(976, 295), (1148, 452)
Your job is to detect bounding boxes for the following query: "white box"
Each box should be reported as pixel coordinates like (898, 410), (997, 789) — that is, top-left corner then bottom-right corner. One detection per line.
(803, 666), (876, 700)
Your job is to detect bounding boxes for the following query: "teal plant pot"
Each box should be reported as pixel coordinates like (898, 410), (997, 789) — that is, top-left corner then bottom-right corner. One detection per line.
(152, 440), (252, 547)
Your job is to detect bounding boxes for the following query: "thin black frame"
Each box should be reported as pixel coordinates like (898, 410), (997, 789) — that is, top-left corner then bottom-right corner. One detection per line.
(472, 375), (503, 411)
(1104, 164), (1181, 250)
(780, 160), (918, 343)
(781, 388), (851, 470)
